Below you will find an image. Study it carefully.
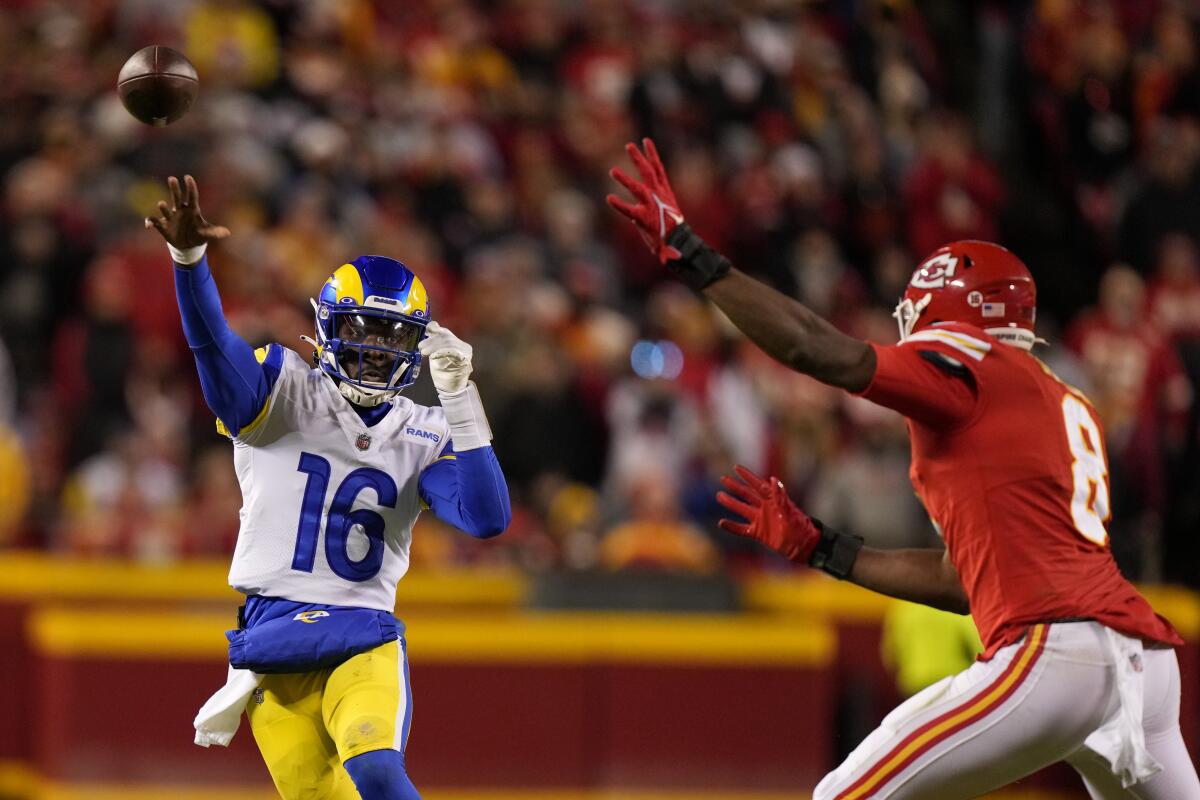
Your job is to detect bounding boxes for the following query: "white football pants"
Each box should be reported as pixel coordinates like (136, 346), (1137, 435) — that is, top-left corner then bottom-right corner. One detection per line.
(813, 621), (1200, 799)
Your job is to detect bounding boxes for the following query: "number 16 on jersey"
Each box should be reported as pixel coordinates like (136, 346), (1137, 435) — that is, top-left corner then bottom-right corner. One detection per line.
(292, 452), (399, 582)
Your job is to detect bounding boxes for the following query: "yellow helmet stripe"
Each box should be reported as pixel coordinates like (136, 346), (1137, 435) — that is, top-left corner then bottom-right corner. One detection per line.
(403, 275), (429, 315)
(329, 263), (365, 305)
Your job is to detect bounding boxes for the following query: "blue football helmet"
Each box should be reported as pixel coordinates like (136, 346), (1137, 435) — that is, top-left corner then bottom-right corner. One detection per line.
(310, 255), (430, 406)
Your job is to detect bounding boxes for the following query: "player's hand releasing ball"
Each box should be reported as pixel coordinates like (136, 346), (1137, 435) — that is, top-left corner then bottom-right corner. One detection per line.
(717, 466), (822, 564)
(606, 138), (685, 264)
(144, 175), (230, 249)
(418, 322), (473, 395)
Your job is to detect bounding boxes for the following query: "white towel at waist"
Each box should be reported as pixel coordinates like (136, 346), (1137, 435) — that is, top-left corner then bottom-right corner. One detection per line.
(1082, 626), (1163, 787)
(194, 665), (263, 748)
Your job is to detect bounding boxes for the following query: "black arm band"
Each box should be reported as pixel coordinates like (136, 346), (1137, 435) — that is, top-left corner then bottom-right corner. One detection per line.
(665, 223), (732, 291)
(807, 519), (864, 580)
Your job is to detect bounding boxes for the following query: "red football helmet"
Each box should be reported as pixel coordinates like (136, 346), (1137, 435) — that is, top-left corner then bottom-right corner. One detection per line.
(894, 240), (1039, 349)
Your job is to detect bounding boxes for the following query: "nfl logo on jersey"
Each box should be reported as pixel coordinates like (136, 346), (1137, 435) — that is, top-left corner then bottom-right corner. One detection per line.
(355, 434), (371, 451)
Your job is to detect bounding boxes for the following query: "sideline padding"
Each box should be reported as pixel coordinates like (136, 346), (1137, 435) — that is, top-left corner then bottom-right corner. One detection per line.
(0, 553), (1195, 639)
(0, 553), (527, 608)
(28, 608), (835, 666)
(743, 574), (894, 623)
(0, 554), (238, 602)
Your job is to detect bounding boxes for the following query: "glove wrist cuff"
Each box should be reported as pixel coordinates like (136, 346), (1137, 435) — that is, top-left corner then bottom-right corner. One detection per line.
(807, 519), (863, 579)
(438, 381), (492, 451)
(665, 223), (732, 291)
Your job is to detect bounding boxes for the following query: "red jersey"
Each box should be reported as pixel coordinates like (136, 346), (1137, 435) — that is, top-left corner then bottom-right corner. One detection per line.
(859, 321), (1181, 657)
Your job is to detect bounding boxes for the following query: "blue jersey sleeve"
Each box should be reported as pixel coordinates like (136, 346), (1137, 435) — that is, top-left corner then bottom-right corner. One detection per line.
(174, 255), (280, 436)
(418, 446), (511, 539)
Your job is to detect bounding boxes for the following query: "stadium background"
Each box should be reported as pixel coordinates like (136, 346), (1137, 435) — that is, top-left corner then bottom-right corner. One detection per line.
(0, 0), (1198, 797)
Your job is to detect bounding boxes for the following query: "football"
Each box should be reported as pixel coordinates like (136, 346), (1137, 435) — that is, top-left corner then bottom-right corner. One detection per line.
(116, 45), (198, 127)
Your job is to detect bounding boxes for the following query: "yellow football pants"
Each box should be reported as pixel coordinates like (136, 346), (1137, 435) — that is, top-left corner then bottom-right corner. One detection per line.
(245, 639), (412, 800)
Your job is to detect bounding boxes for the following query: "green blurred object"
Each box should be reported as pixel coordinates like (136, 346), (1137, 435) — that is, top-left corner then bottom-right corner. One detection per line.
(881, 600), (983, 697)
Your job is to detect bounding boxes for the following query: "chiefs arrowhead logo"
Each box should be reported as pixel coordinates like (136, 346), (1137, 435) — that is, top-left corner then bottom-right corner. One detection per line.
(910, 253), (959, 289)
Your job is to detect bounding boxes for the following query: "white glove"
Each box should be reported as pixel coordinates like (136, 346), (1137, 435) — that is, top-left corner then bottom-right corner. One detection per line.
(418, 321), (473, 395)
(418, 321), (493, 450)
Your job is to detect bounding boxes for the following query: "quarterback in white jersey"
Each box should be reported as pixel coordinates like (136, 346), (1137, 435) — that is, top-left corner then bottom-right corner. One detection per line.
(226, 344), (458, 612)
(147, 175), (511, 800)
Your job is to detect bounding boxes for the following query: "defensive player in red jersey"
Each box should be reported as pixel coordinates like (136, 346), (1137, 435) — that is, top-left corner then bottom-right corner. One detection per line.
(608, 139), (1200, 800)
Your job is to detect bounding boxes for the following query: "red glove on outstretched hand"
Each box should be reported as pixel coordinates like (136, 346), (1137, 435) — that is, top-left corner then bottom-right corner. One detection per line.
(717, 466), (822, 564)
(606, 138), (684, 264)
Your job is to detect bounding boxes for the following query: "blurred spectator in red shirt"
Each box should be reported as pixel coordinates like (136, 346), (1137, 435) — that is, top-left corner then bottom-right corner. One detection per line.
(1068, 265), (1190, 448)
(1147, 232), (1200, 341)
(903, 111), (1004, 257)
(1066, 265), (1191, 573)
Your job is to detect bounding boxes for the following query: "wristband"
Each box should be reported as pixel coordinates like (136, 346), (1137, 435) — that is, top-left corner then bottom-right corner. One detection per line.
(808, 519), (864, 580)
(665, 223), (732, 291)
(438, 381), (493, 451)
(168, 241), (208, 266)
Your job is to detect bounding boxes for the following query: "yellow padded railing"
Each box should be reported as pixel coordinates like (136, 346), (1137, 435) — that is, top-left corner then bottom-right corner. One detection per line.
(27, 607), (836, 666)
(0, 551), (1195, 637)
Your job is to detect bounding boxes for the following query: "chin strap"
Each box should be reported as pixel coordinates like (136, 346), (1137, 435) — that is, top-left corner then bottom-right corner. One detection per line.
(338, 380), (395, 407)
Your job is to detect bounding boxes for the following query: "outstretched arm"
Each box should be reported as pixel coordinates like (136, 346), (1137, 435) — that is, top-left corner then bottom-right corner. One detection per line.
(846, 547), (968, 615)
(717, 466), (969, 614)
(146, 176), (270, 436)
(702, 270), (875, 391)
(608, 140), (874, 392)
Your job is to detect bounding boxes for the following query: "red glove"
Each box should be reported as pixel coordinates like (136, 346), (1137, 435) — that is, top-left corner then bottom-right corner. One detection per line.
(716, 466), (822, 564)
(606, 138), (684, 264)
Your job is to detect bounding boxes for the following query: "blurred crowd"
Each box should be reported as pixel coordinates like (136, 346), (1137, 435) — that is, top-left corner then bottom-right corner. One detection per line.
(1, 0), (1198, 586)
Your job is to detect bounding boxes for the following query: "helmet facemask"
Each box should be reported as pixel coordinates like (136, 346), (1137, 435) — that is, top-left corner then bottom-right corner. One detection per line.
(893, 292), (932, 342)
(310, 301), (427, 407)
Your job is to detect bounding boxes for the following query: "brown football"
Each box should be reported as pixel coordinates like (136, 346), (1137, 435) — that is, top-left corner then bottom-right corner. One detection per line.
(117, 46), (198, 127)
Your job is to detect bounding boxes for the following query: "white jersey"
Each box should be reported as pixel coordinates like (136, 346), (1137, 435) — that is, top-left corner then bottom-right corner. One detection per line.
(224, 345), (451, 611)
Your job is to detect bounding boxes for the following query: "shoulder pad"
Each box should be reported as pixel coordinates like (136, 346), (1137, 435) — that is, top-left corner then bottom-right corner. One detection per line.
(904, 327), (992, 362)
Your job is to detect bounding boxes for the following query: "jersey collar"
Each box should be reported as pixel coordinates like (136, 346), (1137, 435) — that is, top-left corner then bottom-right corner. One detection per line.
(319, 370), (414, 453)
